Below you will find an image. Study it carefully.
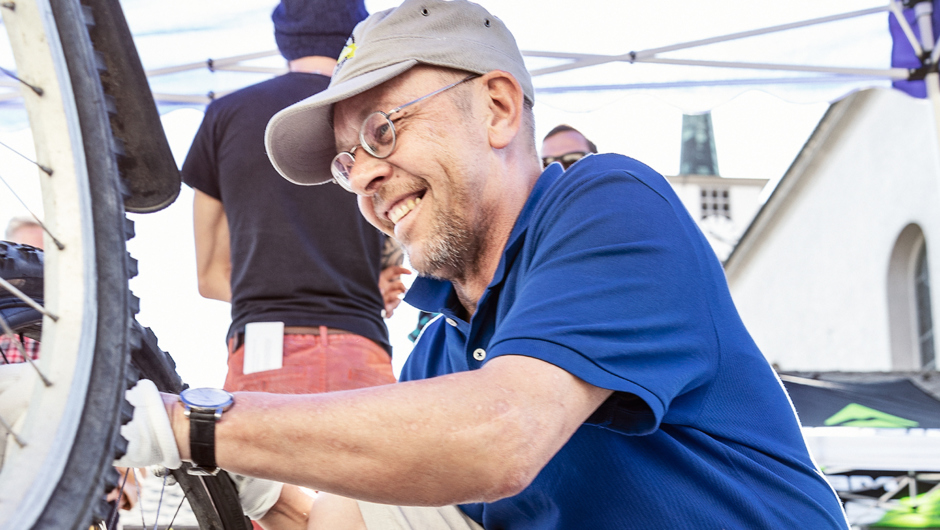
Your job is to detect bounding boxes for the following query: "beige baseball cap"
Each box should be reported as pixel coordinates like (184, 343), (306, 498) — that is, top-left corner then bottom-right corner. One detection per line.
(264, 0), (533, 186)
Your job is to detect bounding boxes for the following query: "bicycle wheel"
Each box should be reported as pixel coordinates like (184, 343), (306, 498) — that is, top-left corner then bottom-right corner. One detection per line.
(0, 0), (246, 528)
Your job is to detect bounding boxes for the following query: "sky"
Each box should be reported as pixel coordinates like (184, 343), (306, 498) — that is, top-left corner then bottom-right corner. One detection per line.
(0, 0), (899, 387)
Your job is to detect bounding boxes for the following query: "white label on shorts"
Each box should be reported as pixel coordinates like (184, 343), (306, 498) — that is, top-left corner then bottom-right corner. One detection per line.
(243, 322), (284, 375)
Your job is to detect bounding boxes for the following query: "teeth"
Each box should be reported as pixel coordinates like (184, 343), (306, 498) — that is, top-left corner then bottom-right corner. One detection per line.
(390, 196), (422, 225)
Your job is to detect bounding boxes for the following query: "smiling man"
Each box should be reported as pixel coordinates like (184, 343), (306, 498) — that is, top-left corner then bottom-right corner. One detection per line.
(117, 1), (850, 529)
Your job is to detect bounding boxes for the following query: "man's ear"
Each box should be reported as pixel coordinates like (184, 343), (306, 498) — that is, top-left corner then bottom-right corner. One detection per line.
(480, 70), (524, 150)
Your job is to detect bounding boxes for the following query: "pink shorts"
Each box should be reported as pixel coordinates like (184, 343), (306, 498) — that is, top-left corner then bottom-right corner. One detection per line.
(224, 325), (395, 394)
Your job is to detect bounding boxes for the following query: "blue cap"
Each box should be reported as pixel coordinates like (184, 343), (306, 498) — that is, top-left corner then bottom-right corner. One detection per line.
(272, 0), (368, 61)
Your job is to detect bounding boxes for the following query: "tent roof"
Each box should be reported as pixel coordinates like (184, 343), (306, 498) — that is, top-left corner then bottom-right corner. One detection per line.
(781, 373), (940, 428)
(53, 0), (902, 111)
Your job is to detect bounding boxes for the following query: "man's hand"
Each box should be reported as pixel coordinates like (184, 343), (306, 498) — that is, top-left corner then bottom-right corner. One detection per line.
(114, 379), (182, 470)
(378, 265), (411, 318)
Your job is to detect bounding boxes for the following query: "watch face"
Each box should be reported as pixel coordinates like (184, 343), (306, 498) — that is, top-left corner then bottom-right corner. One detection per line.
(181, 387), (234, 409)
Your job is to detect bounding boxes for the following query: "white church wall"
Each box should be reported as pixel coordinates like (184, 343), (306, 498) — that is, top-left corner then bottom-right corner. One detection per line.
(726, 88), (940, 371)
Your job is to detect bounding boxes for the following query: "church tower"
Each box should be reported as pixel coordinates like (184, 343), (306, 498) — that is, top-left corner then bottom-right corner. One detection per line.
(680, 113), (719, 177)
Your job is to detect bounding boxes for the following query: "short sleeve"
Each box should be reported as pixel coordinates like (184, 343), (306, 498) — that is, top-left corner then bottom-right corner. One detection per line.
(181, 103), (223, 200)
(487, 161), (718, 435)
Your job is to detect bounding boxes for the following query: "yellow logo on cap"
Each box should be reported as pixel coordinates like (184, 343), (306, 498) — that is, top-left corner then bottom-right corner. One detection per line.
(335, 37), (357, 76)
(339, 42), (357, 62)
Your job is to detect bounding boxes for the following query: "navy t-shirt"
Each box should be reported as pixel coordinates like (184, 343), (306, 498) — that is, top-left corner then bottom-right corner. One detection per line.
(402, 155), (848, 528)
(182, 73), (389, 353)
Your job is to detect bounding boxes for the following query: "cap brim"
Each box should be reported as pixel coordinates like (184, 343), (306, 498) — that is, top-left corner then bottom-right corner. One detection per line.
(265, 60), (418, 186)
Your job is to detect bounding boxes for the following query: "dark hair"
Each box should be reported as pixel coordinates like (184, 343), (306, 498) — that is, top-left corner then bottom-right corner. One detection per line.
(543, 124), (598, 154)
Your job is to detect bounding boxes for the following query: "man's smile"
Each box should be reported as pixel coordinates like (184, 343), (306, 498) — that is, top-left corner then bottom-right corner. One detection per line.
(388, 194), (423, 225)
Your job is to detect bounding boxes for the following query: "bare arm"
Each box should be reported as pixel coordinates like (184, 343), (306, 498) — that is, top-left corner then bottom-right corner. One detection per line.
(192, 189), (232, 302)
(167, 355), (612, 507)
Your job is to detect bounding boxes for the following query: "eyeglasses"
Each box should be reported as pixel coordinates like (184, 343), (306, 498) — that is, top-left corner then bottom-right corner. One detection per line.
(331, 74), (480, 192)
(541, 151), (588, 170)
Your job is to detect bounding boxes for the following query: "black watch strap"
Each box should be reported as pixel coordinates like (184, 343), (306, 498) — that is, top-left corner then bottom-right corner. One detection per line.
(188, 408), (220, 475)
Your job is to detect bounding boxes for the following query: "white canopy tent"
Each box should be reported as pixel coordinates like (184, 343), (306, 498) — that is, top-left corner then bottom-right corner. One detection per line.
(97, 0), (900, 101)
(127, 2), (902, 108)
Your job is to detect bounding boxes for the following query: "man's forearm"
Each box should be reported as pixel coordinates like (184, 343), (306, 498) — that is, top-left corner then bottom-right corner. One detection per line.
(165, 356), (611, 507)
(168, 375), (519, 506)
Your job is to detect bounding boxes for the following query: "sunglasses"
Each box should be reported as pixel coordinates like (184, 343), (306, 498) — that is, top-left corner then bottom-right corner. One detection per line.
(541, 151), (588, 170)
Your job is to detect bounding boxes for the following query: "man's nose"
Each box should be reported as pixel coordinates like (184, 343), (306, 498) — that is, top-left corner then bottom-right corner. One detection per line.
(347, 150), (389, 196)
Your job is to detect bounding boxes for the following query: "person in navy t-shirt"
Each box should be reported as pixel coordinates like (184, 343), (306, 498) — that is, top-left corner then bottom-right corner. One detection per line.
(182, 0), (408, 400)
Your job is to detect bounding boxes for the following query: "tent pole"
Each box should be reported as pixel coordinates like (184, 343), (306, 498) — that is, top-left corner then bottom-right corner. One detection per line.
(526, 6), (888, 77)
(914, 2), (940, 174)
(890, 0), (925, 57)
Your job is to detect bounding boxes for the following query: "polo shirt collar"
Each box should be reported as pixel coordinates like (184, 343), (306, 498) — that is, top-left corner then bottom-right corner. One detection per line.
(404, 164), (565, 315)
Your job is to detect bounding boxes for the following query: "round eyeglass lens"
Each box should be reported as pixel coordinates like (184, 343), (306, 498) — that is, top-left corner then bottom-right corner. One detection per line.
(331, 152), (355, 191)
(361, 111), (396, 158)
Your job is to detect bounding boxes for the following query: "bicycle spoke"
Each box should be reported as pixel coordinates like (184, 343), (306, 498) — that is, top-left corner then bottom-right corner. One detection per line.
(0, 139), (53, 175)
(0, 170), (65, 249)
(0, 274), (58, 321)
(134, 468), (147, 530)
(105, 468), (131, 528)
(0, 412), (26, 448)
(167, 495), (186, 530)
(0, 315), (50, 386)
(0, 65), (43, 96)
(153, 473), (167, 530)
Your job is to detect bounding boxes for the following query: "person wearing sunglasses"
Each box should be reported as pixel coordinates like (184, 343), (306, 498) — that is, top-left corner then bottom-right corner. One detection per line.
(118, 1), (849, 529)
(540, 124), (598, 170)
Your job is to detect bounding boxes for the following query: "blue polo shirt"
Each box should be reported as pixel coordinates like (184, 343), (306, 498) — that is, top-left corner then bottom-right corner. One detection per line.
(401, 155), (848, 529)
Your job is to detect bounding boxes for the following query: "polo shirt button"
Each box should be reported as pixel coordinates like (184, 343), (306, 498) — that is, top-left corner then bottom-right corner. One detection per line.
(446, 318), (458, 327)
(472, 348), (486, 361)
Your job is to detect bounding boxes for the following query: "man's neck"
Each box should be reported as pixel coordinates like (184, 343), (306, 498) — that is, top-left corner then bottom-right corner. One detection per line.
(451, 162), (542, 318)
(287, 56), (339, 76)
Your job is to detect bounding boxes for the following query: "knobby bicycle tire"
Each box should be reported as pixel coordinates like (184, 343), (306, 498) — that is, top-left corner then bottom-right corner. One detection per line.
(0, 0), (246, 528)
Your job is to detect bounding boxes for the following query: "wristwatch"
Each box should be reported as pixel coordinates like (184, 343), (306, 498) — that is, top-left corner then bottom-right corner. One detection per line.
(179, 387), (234, 476)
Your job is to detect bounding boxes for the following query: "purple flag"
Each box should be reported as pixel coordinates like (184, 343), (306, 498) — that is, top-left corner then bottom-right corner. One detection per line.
(890, 0), (940, 98)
